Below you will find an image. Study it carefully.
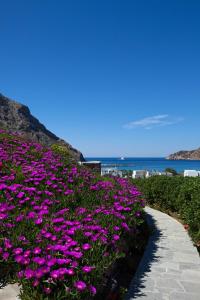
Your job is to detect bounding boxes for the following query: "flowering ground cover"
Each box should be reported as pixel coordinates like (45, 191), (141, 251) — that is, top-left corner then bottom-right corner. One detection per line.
(0, 130), (145, 299)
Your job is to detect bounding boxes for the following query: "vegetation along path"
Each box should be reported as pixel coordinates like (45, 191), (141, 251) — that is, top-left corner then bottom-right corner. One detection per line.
(1, 207), (200, 300)
(125, 207), (200, 300)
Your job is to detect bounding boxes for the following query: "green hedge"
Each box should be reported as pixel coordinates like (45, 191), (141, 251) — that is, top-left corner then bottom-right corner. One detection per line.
(132, 176), (200, 244)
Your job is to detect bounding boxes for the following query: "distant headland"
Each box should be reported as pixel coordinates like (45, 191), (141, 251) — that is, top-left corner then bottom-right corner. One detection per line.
(167, 147), (200, 160)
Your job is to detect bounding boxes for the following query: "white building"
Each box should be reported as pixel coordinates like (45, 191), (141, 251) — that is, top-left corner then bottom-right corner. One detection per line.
(132, 170), (147, 179)
(132, 170), (173, 179)
(101, 168), (123, 177)
(146, 171), (153, 178)
(184, 170), (200, 177)
(154, 171), (173, 177)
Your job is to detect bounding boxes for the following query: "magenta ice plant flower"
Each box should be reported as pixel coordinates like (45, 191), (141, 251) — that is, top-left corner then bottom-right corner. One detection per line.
(82, 243), (91, 250)
(82, 266), (94, 273)
(74, 280), (87, 291)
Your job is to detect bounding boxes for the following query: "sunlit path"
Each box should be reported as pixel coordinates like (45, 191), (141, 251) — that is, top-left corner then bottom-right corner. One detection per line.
(0, 284), (19, 300)
(126, 207), (200, 300)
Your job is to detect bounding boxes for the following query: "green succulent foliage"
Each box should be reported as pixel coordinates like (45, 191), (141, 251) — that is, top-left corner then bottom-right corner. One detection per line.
(178, 178), (200, 242)
(51, 143), (72, 162)
(132, 176), (200, 244)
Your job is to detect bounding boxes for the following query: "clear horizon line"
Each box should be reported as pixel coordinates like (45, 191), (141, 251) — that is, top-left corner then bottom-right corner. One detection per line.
(85, 156), (166, 158)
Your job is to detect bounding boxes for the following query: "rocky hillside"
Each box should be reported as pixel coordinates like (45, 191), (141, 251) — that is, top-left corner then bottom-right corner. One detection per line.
(167, 148), (200, 160)
(0, 93), (84, 161)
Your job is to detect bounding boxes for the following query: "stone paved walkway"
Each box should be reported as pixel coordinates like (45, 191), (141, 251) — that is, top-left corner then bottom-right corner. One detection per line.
(125, 207), (200, 300)
(0, 284), (19, 300)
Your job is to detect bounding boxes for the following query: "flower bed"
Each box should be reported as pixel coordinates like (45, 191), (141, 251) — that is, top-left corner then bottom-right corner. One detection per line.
(0, 130), (145, 300)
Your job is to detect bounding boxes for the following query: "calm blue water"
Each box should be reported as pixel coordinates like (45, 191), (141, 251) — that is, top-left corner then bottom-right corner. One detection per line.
(86, 157), (200, 173)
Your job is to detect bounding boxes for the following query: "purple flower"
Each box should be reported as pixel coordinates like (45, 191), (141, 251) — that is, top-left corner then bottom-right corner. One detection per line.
(82, 243), (91, 250)
(2, 252), (9, 260)
(52, 217), (64, 223)
(0, 213), (8, 220)
(74, 280), (87, 291)
(121, 222), (130, 231)
(33, 247), (42, 254)
(24, 269), (34, 279)
(43, 287), (52, 294)
(34, 218), (43, 225)
(114, 226), (120, 231)
(4, 238), (12, 249)
(71, 260), (78, 268)
(32, 279), (40, 286)
(15, 255), (24, 263)
(57, 258), (70, 265)
(135, 211), (141, 217)
(89, 285), (97, 295)
(32, 257), (45, 265)
(47, 258), (57, 267)
(13, 248), (23, 255)
(17, 271), (24, 279)
(64, 189), (73, 195)
(17, 192), (25, 199)
(35, 268), (45, 278)
(66, 268), (75, 276)
(82, 266), (94, 273)
(50, 270), (60, 279)
(24, 250), (31, 257)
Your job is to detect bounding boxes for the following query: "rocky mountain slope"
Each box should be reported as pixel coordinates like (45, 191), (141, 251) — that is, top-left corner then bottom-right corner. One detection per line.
(167, 148), (200, 160)
(0, 93), (84, 161)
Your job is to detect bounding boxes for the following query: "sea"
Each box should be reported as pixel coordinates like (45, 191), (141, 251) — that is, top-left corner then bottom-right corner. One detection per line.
(85, 157), (200, 173)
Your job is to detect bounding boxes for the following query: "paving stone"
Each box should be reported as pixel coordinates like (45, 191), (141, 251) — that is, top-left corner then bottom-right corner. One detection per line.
(179, 262), (200, 271)
(155, 278), (184, 291)
(129, 291), (168, 300)
(158, 262), (180, 271)
(179, 281), (200, 294)
(173, 253), (199, 263)
(180, 269), (200, 282)
(169, 292), (200, 300)
(125, 207), (200, 300)
(0, 284), (20, 300)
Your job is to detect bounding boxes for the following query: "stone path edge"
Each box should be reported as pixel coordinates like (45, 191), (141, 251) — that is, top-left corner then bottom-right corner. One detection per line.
(125, 206), (200, 300)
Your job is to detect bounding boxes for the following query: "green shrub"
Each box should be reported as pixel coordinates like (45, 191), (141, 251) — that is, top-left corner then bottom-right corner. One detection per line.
(51, 143), (71, 162)
(132, 176), (200, 245)
(133, 176), (184, 211)
(178, 178), (200, 242)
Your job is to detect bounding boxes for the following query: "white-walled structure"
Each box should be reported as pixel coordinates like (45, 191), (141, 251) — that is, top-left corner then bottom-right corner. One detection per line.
(184, 170), (200, 177)
(154, 171), (173, 177)
(101, 168), (123, 177)
(132, 170), (174, 179)
(132, 170), (147, 179)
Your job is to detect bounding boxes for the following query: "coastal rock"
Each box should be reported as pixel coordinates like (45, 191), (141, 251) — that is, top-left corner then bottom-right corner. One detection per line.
(167, 148), (200, 160)
(0, 93), (84, 161)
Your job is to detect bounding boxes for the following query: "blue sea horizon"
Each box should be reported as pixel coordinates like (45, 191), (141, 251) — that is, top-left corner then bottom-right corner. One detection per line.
(85, 157), (200, 173)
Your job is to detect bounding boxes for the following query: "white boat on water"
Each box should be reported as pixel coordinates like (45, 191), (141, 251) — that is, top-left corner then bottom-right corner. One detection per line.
(120, 157), (125, 160)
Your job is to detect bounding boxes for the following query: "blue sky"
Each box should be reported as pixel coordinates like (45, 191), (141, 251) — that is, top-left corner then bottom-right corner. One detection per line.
(1, 0), (200, 157)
